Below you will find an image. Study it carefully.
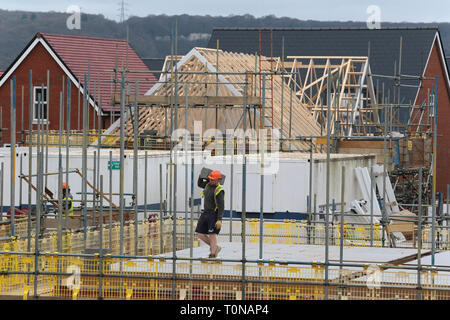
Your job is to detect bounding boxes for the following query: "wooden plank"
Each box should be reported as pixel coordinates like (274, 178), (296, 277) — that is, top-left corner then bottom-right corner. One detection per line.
(338, 140), (391, 149)
(389, 223), (415, 233)
(330, 250), (432, 284)
(287, 56), (368, 59)
(112, 95), (261, 105)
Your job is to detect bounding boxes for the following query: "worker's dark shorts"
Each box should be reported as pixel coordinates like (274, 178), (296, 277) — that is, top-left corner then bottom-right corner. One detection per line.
(195, 211), (220, 235)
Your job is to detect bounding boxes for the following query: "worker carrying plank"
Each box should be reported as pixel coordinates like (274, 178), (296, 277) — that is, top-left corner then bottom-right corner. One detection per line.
(62, 182), (74, 217)
(196, 169), (225, 258)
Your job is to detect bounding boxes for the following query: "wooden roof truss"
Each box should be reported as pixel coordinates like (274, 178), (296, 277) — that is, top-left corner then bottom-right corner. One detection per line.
(104, 48), (322, 151)
(281, 56), (378, 136)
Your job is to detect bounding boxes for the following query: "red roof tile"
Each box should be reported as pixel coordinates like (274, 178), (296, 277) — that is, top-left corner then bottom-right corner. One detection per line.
(0, 70), (4, 77)
(41, 33), (157, 112)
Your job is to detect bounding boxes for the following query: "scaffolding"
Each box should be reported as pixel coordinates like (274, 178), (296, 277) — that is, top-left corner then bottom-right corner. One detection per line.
(0, 29), (449, 301)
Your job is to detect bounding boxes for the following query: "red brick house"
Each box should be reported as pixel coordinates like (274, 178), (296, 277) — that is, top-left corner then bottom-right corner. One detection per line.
(0, 33), (157, 145)
(412, 32), (450, 194)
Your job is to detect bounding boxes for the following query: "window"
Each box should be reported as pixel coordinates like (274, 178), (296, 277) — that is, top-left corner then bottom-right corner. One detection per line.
(33, 86), (48, 121)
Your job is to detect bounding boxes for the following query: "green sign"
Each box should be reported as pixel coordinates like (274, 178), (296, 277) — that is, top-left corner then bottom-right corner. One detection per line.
(108, 160), (120, 170)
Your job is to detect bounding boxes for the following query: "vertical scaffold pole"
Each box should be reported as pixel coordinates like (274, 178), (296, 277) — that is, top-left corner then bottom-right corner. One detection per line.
(0, 163), (3, 220)
(144, 150), (148, 220)
(431, 76), (438, 266)
(44, 71), (49, 190)
(370, 166), (374, 247)
(19, 153), (23, 211)
(190, 150), (194, 254)
(325, 69), (331, 300)
(97, 76), (101, 201)
(340, 166), (345, 267)
(27, 70), (32, 253)
(34, 91), (43, 298)
(171, 20), (179, 300)
(189, 138), (194, 300)
(99, 175), (104, 300)
(10, 76), (16, 237)
(93, 151), (97, 226)
(119, 70), (125, 256)
(447, 184), (449, 226)
(382, 93), (388, 247)
(133, 81), (139, 255)
(82, 74), (88, 251)
(159, 163), (164, 254)
(417, 167), (423, 300)
(241, 73), (248, 300)
(66, 78), (71, 230)
(229, 147), (234, 243)
(308, 139), (313, 244)
(184, 88), (189, 249)
(118, 69), (125, 299)
(109, 150), (113, 250)
(21, 85), (24, 144)
(259, 74), (265, 259)
(58, 91), (63, 251)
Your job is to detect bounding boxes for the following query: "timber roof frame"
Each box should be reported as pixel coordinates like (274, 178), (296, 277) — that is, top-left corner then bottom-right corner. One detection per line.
(208, 27), (450, 116)
(103, 47), (323, 150)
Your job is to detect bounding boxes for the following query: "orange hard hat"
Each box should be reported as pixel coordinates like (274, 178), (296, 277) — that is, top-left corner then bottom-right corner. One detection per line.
(208, 170), (222, 180)
(62, 182), (68, 189)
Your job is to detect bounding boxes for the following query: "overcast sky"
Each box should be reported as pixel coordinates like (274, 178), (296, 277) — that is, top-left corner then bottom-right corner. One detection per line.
(0, 0), (448, 23)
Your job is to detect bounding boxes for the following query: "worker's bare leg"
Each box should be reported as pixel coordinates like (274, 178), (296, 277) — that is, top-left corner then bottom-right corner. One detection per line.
(197, 233), (211, 246)
(208, 233), (218, 255)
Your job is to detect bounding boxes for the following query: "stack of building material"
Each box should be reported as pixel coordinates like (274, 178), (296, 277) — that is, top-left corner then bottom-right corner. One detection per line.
(389, 210), (417, 240)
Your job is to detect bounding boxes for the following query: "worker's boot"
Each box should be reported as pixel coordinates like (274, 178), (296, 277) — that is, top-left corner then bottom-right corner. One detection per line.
(210, 246), (221, 258)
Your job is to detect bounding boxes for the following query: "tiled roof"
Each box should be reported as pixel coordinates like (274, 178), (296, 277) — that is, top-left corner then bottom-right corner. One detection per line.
(41, 33), (157, 112)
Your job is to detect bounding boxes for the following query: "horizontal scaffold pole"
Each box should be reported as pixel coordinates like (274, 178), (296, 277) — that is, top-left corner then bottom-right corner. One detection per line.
(112, 94), (261, 106)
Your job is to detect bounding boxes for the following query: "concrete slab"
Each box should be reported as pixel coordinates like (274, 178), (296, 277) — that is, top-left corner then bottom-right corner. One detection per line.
(158, 242), (419, 264)
(109, 243), (449, 286)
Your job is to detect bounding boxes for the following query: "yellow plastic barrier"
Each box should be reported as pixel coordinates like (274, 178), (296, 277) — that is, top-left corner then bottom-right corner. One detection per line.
(0, 253), (449, 300)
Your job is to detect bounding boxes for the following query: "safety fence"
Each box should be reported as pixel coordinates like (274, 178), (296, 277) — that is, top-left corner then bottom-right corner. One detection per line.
(1, 218), (450, 253)
(243, 219), (450, 250)
(25, 130), (105, 147)
(0, 252), (449, 300)
(1, 217), (450, 300)
(0, 219), (191, 256)
(25, 130), (171, 149)
(0, 219), (35, 239)
(245, 219), (385, 247)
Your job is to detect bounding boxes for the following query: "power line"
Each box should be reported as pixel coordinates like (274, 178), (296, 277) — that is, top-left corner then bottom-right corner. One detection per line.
(118, 0), (129, 24)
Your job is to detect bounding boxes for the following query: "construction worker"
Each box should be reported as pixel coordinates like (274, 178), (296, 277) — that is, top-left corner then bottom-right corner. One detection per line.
(62, 182), (74, 217)
(196, 170), (224, 258)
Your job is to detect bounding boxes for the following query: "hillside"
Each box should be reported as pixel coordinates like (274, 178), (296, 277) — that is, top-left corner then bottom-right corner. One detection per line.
(0, 9), (448, 69)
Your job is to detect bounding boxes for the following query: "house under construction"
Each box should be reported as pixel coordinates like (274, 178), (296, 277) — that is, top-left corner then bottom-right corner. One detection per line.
(0, 28), (449, 301)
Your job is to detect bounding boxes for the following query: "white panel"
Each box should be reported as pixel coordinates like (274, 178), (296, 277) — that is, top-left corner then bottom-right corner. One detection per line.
(0, 149), (377, 220)
(233, 165), (273, 213)
(272, 160), (309, 213)
(373, 164), (399, 215)
(354, 167), (381, 219)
